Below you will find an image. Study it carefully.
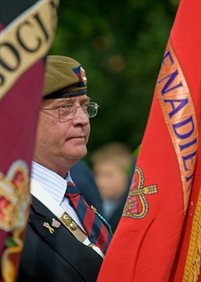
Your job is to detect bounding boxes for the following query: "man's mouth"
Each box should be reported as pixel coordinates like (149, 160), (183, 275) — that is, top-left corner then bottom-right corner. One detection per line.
(66, 136), (86, 141)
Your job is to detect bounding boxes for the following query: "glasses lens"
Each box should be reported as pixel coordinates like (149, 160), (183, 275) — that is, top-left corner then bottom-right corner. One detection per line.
(57, 102), (99, 121)
(86, 103), (99, 118)
(60, 105), (73, 119)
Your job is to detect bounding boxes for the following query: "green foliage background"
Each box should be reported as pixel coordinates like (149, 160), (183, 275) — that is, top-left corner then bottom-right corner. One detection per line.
(50, 0), (179, 160)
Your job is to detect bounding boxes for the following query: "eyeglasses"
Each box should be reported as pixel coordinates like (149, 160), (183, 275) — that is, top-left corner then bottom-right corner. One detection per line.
(41, 102), (99, 122)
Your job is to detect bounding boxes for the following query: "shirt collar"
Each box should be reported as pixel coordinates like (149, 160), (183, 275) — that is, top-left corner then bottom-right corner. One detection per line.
(31, 161), (73, 205)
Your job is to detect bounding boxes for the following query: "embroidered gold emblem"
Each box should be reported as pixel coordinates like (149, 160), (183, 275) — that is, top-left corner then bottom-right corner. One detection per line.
(0, 160), (30, 231)
(123, 167), (157, 218)
(0, 160), (30, 282)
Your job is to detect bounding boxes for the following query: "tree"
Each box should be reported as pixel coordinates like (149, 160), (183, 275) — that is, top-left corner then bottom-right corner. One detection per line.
(50, 0), (179, 160)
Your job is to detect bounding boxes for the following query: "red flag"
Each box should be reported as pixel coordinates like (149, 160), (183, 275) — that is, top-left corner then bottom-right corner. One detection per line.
(97, 0), (201, 281)
(0, 1), (59, 281)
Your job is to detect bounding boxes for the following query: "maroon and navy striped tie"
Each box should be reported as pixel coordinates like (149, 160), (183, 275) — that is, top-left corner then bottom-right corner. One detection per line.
(65, 181), (112, 254)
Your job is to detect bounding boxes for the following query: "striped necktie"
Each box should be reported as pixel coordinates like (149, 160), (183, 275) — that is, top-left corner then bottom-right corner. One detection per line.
(65, 181), (112, 254)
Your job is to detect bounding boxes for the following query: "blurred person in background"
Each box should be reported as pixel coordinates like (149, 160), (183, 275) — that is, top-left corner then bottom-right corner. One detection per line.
(92, 142), (134, 232)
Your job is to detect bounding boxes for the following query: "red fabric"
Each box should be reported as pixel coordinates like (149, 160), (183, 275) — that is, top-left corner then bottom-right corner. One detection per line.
(97, 0), (201, 281)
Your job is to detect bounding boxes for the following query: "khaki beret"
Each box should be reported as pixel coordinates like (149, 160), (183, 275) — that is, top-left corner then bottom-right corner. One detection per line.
(44, 55), (87, 99)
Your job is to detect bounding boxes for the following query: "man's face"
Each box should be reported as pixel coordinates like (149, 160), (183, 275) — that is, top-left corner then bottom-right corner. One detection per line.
(34, 95), (90, 176)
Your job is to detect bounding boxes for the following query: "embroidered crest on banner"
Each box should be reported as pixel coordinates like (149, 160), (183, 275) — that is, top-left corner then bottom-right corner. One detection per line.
(123, 167), (157, 219)
(0, 160), (31, 280)
(0, 160), (30, 232)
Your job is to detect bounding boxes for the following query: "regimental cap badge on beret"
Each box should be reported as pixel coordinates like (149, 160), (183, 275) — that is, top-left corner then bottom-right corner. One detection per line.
(44, 55), (88, 99)
(73, 65), (87, 88)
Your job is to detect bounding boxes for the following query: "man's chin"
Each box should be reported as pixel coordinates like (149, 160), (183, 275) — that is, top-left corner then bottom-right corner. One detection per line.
(70, 147), (87, 162)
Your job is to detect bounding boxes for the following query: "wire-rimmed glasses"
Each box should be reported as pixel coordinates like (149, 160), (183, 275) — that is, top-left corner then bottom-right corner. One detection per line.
(41, 102), (99, 122)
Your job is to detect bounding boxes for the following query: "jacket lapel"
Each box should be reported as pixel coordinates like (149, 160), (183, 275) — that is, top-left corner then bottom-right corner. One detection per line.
(30, 196), (102, 280)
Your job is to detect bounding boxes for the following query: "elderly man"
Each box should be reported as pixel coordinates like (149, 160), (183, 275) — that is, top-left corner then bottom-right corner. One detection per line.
(17, 56), (112, 282)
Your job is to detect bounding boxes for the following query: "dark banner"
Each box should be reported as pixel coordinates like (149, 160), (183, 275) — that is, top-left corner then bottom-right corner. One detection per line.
(0, 0), (59, 281)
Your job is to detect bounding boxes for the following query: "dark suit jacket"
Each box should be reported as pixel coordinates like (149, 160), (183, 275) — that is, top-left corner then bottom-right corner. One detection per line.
(17, 196), (103, 282)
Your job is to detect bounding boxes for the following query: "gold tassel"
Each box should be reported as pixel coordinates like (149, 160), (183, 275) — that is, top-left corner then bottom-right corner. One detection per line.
(183, 189), (201, 282)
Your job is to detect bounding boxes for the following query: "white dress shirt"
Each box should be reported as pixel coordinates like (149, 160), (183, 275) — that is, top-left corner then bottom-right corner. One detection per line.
(31, 161), (84, 230)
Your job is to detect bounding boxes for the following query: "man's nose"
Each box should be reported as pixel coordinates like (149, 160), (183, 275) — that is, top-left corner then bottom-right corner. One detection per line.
(73, 105), (89, 123)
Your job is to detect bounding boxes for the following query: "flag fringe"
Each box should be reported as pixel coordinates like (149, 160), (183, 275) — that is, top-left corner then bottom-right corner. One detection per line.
(183, 190), (201, 282)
